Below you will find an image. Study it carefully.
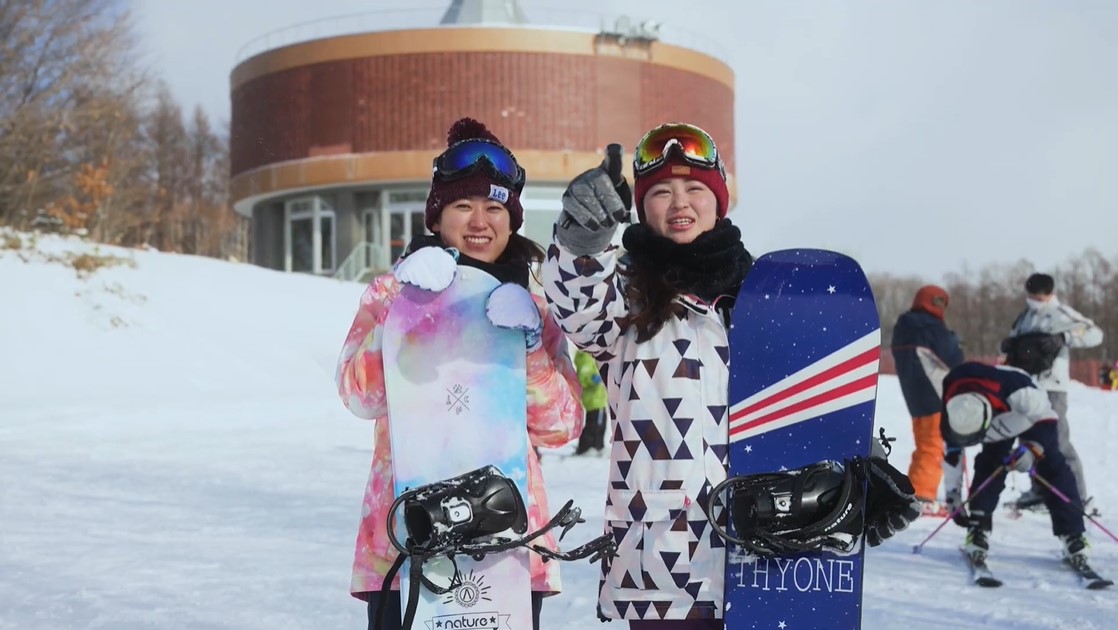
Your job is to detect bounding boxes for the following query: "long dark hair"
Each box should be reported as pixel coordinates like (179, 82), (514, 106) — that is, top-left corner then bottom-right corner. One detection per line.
(614, 219), (752, 342)
(497, 233), (546, 268)
(618, 262), (684, 342)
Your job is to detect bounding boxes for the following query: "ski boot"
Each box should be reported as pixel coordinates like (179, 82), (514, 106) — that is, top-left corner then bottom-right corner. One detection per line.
(1061, 533), (1090, 563)
(964, 527), (991, 561)
(918, 498), (948, 518)
(1013, 489), (1046, 512)
(1060, 533), (1113, 589)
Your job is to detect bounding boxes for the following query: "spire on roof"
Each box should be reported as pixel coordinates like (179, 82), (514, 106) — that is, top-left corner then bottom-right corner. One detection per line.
(439, 0), (528, 25)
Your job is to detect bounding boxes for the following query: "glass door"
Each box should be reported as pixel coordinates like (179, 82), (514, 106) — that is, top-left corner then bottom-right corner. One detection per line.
(290, 215), (314, 272)
(388, 205), (427, 262)
(284, 196), (336, 274)
(363, 207), (381, 269)
(319, 212), (335, 272)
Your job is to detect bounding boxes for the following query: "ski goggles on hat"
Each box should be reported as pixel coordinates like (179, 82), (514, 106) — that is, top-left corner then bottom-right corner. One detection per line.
(433, 138), (526, 191)
(633, 123), (726, 179)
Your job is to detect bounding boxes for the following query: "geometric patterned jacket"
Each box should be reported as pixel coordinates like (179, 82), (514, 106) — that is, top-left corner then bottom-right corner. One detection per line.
(542, 241), (732, 621)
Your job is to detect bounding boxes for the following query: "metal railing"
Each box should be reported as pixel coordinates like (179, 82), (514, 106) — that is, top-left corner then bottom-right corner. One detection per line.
(234, 5), (728, 64)
(334, 241), (389, 283)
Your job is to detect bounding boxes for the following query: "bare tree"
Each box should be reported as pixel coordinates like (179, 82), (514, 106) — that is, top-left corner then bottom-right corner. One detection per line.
(873, 251), (1117, 385)
(868, 272), (926, 348)
(0, 0), (142, 229)
(143, 84), (190, 250)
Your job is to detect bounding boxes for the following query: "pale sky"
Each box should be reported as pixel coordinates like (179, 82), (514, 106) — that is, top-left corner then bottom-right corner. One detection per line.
(132, 0), (1118, 280)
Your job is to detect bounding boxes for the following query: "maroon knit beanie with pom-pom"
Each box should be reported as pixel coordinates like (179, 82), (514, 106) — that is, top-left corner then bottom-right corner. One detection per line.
(425, 118), (525, 232)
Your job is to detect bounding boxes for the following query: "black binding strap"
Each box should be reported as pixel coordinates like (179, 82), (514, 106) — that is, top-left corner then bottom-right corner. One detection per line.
(705, 458), (866, 556)
(377, 496), (617, 630)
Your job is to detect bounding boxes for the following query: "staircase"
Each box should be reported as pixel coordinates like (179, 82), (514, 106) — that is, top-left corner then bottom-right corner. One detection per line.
(334, 241), (389, 283)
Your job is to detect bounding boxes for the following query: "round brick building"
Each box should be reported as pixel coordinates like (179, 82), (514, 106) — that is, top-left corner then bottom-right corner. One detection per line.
(230, 0), (735, 278)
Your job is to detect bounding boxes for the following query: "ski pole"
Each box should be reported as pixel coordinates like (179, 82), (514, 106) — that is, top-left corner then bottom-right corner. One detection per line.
(1030, 470), (1118, 544)
(913, 464), (1007, 554)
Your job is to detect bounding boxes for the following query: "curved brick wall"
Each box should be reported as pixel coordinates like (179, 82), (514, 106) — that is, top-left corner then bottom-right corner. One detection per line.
(229, 28), (735, 202)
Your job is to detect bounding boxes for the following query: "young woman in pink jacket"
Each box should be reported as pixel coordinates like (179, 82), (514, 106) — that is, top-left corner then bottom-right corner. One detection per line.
(335, 118), (583, 630)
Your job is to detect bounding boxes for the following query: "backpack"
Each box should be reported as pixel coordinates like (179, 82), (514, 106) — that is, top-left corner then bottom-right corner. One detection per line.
(1000, 332), (1064, 375)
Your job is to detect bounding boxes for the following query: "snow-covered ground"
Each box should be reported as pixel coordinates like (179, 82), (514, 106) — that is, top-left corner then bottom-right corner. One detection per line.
(2, 233), (1116, 629)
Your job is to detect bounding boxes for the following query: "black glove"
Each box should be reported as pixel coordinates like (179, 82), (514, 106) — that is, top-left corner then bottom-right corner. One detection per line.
(603, 143), (633, 212)
(555, 143), (632, 255)
(863, 456), (922, 547)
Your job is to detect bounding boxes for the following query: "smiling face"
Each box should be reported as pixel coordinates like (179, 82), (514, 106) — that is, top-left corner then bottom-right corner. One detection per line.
(640, 177), (720, 244)
(431, 196), (511, 263)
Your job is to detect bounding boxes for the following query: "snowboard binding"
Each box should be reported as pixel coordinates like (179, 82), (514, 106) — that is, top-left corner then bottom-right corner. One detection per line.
(707, 459), (865, 556)
(394, 465), (528, 550)
(378, 466), (617, 630)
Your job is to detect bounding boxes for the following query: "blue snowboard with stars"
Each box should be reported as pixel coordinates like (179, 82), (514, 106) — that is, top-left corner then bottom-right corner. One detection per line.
(723, 249), (881, 629)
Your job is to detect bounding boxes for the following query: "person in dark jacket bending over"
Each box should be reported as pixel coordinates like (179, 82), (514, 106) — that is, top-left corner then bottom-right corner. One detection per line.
(941, 361), (1090, 564)
(890, 285), (965, 515)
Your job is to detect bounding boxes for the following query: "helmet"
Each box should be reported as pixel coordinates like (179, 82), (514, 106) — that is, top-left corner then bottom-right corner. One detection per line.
(945, 392), (993, 447)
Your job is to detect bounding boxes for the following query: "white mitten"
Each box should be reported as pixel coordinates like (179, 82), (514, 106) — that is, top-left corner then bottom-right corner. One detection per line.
(392, 247), (458, 292)
(485, 283), (543, 351)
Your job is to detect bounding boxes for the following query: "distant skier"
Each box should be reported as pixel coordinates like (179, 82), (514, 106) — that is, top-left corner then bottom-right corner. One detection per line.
(573, 349), (609, 456)
(940, 361), (1091, 566)
(1000, 272), (1103, 512)
(890, 284), (965, 516)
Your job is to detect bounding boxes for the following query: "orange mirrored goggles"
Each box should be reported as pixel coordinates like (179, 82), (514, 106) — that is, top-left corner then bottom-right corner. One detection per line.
(633, 123), (725, 179)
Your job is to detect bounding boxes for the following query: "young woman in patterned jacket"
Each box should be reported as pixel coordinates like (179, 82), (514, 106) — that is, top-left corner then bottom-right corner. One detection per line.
(336, 118), (583, 630)
(542, 124), (919, 628)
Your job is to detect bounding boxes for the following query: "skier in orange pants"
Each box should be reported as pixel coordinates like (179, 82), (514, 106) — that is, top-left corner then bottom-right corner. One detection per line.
(890, 285), (965, 515)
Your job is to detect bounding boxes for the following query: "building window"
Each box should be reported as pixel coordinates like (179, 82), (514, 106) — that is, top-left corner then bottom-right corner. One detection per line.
(386, 190), (429, 263)
(519, 189), (564, 249)
(290, 215), (314, 272)
(363, 208), (380, 269)
(389, 191), (428, 204)
(389, 208), (427, 262)
(284, 196), (336, 274)
(320, 213), (335, 272)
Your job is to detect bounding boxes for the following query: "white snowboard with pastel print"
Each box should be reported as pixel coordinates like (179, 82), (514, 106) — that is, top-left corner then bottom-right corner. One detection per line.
(382, 264), (532, 630)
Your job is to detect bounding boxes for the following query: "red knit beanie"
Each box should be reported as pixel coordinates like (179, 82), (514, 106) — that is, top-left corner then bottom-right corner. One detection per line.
(634, 153), (730, 223)
(425, 118), (525, 232)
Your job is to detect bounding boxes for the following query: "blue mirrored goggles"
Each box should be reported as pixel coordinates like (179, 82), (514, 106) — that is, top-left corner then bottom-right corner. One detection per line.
(433, 139), (526, 191)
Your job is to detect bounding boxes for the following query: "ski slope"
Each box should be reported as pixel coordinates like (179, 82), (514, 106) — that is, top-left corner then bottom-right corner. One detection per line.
(2, 233), (1115, 629)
